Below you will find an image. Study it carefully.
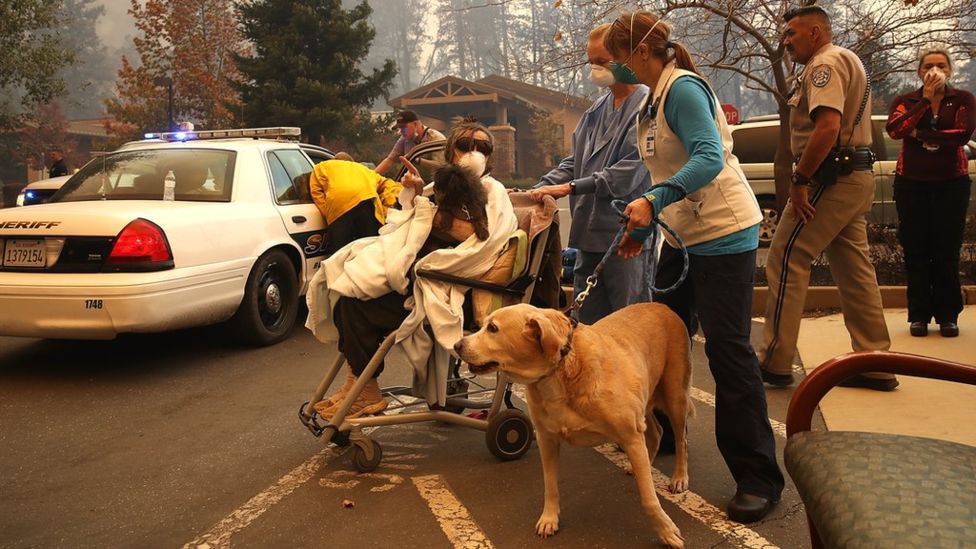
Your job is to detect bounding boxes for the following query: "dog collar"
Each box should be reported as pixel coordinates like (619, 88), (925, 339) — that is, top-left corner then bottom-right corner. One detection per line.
(559, 317), (579, 359)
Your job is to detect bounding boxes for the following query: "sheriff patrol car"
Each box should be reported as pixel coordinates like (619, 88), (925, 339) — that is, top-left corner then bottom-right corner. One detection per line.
(0, 127), (338, 345)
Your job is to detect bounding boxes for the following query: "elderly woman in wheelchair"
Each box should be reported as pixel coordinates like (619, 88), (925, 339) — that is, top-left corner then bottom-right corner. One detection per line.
(306, 121), (522, 419)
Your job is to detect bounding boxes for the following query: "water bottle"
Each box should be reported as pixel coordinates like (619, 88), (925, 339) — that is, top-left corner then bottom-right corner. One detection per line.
(163, 170), (176, 201)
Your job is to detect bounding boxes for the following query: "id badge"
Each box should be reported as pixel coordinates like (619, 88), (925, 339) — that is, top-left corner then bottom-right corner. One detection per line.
(644, 120), (657, 157)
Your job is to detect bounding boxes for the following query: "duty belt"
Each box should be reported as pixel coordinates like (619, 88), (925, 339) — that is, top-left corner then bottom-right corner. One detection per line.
(795, 146), (876, 171)
(846, 147), (876, 170)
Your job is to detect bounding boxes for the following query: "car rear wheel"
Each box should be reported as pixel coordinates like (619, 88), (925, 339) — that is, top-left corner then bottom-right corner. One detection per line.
(758, 197), (780, 248)
(230, 249), (299, 346)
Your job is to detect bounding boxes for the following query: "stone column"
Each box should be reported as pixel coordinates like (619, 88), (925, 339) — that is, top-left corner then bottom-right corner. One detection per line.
(488, 124), (516, 179)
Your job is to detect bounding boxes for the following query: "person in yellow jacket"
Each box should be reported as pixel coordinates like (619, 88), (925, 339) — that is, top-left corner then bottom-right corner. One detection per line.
(309, 152), (403, 255)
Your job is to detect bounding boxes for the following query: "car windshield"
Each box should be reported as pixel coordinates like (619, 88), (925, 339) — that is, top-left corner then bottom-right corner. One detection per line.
(50, 149), (236, 203)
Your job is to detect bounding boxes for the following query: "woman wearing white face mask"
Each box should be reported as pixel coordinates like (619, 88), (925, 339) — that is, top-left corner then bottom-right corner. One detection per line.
(886, 47), (976, 338)
(529, 23), (651, 324)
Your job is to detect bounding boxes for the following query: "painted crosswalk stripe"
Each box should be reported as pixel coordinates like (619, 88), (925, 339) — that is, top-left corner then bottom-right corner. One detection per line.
(594, 444), (780, 549)
(183, 447), (339, 549)
(412, 474), (495, 549)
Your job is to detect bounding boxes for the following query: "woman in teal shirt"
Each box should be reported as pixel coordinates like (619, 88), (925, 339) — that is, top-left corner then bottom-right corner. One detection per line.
(605, 10), (784, 524)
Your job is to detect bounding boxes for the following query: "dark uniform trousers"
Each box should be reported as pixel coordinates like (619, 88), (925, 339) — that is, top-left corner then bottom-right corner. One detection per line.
(893, 175), (972, 324)
(655, 244), (785, 501)
(759, 171), (892, 379)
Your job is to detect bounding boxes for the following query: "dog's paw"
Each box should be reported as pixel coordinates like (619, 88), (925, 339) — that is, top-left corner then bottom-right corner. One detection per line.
(535, 513), (559, 538)
(668, 475), (689, 493)
(657, 525), (685, 548)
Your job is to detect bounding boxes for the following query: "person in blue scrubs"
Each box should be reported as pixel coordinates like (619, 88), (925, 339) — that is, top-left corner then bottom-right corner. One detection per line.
(605, 10), (785, 524)
(529, 23), (650, 324)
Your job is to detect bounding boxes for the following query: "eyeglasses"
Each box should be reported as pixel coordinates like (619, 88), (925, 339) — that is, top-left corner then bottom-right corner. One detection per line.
(454, 136), (493, 156)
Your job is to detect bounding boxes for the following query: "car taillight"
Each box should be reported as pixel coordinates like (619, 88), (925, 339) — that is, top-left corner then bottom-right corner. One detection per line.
(104, 218), (174, 271)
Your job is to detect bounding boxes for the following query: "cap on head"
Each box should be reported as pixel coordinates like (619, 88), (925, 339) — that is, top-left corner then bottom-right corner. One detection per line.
(395, 110), (420, 128)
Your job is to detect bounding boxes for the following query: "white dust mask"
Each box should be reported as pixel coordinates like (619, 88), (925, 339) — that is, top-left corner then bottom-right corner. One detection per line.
(457, 150), (487, 177)
(589, 64), (616, 87)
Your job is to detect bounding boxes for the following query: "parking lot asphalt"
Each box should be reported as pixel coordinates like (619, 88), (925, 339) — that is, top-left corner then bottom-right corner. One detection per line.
(0, 317), (814, 549)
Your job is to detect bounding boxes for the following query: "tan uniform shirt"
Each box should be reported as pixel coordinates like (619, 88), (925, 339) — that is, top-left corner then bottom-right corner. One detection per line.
(789, 43), (872, 157)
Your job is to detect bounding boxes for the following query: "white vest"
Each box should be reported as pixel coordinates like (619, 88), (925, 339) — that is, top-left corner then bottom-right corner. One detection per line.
(637, 65), (761, 247)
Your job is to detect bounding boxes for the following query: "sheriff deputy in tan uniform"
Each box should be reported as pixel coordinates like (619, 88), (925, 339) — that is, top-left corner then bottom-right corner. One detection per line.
(757, 5), (897, 391)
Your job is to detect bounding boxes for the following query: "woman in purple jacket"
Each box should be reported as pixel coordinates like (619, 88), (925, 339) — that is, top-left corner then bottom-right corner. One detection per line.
(886, 47), (975, 338)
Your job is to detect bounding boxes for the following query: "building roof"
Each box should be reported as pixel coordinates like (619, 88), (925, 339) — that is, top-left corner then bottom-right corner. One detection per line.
(67, 118), (111, 138)
(476, 74), (590, 111)
(390, 74), (589, 112)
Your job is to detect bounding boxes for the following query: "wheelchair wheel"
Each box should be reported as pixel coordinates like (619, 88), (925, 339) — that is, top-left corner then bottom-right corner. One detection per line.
(351, 438), (383, 473)
(486, 409), (533, 461)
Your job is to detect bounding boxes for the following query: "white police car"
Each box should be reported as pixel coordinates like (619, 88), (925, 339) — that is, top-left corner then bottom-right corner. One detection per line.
(0, 127), (336, 345)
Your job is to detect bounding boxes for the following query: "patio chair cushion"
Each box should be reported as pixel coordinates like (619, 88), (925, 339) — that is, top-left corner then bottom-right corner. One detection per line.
(785, 430), (976, 548)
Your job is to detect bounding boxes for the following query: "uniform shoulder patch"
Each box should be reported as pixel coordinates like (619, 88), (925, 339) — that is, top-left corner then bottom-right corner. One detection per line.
(810, 65), (832, 88)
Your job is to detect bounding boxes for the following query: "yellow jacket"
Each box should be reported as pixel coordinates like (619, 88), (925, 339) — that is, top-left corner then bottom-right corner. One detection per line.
(309, 160), (402, 226)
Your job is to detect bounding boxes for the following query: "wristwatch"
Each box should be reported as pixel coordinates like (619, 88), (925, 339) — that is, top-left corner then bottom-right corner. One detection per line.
(791, 171), (813, 187)
(569, 181), (577, 195)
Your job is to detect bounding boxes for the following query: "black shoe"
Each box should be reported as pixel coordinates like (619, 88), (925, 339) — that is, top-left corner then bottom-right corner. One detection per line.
(727, 491), (779, 523)
(760, 367), (794, 387)
(838, 374), (899, 391)
(939, 322), (959, 337)
(910, 322), (928, 337)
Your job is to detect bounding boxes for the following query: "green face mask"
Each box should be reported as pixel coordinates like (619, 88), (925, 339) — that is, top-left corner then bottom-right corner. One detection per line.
(609, 13), (667, 86)
(610, 61), (641, 85)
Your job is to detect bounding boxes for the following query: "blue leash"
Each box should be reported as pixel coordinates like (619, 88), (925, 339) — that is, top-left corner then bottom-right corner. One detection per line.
(572, 197), (690, 314)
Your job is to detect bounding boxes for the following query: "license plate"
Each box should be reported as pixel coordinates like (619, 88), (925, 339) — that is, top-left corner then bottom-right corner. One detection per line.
(2, 239), (46, 267)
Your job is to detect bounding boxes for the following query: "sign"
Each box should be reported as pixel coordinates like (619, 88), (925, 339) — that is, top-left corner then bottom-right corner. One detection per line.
(721, 104), (740, 126)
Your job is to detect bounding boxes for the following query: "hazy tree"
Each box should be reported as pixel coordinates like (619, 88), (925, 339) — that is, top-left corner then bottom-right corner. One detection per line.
(233, 0), (396, 155)
(13, 101), (80, 172)
(105, 0), (247, 141)
(55, 0), (116, 119)
(0, 0), (72, 132)
(361, 0), (432, 97)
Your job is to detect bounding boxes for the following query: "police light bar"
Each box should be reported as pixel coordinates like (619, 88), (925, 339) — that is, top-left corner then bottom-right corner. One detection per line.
(148, 127), (302, 142)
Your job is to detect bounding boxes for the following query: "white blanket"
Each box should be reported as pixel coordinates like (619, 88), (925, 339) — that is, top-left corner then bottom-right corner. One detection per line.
(305, 176), (517, 404)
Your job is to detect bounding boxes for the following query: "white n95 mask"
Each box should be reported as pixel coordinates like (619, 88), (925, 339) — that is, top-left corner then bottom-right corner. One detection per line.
(457, 151), (487, 177)
(589, 65), (616, 88)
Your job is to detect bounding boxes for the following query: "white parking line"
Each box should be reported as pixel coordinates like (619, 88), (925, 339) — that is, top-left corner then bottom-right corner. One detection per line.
(412, 474), (495, 549)
(182, 446), (339, 549)
(594, 444), (780, 549)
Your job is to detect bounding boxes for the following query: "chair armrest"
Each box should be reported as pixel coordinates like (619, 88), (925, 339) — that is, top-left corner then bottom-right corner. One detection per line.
(415, 269), (527, 298)
(786, 351), (976, 437)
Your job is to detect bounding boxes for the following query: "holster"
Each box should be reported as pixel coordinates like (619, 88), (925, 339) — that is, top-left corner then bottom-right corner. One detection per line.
(814, 146), (875, 186)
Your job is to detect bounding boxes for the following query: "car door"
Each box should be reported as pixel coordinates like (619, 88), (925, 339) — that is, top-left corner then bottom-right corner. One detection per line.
(266, 148), (327, 282)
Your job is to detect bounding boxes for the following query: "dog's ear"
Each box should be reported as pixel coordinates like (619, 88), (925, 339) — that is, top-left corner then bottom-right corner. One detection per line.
(522, 311), (569, 361)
